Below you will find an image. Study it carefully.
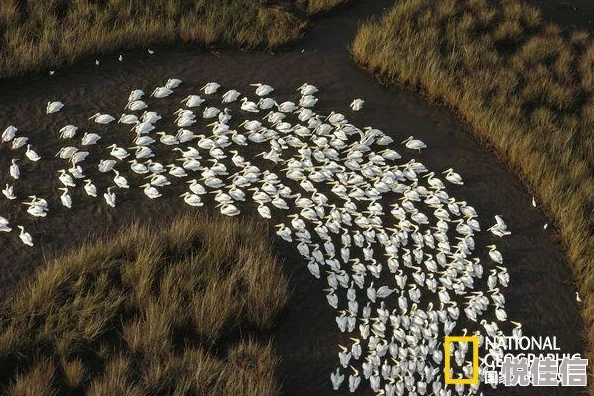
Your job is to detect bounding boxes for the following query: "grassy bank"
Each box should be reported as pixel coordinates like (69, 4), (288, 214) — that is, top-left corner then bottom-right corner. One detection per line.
(0, 0), (347, 80)
(0, 214), (287, 395)
(352, 0), (594, 387)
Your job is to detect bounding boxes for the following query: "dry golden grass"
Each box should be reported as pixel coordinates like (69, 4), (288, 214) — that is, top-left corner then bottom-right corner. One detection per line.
(0, 0), (332, 79)
(352, 0), (594, 389)
(303, 0), (351, 15)
(0, 214), (287, 395)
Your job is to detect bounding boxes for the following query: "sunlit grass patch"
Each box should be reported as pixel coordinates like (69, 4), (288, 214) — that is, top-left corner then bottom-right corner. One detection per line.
(0, 214), (286, 395)
(352, 0), (594, 390)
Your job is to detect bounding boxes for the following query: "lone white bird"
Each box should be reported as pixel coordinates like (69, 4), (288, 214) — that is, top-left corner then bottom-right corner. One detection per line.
(46, 101), (64, 114)
(350, 99), (364, 111)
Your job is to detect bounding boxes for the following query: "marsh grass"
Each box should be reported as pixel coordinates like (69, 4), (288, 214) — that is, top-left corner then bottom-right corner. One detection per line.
(352, 0), (594, 388)
(0, 0), (319, 80)
(0, 214), (287, 395)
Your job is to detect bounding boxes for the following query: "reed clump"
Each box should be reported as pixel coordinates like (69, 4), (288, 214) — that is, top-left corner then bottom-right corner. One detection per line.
(0, 214), (287, 395)
(352, 0), (594, 389)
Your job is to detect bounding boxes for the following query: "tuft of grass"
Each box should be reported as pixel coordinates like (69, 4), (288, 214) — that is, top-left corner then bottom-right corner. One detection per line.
(351, 0), (594, 390)
(303, 0), (351, 15)
(0, 214), (286, 395)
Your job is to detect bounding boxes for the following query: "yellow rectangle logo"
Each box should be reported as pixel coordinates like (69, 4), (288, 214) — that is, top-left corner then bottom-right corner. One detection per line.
(444, 335), (480, 384)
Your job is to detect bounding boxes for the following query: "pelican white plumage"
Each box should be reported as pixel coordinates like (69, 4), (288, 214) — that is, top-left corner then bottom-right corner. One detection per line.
(240, 98), (259, 112)
(103, 187), (116, 207)
(59, 187), (72, 208)
(107, 144), (129, 160)
(17, 225), (33, 246)
(165, 78), (182, 89)
(0, 217), (11, 232)
(128, 89), (145, 102)
(222, 89), (241, 103)
(11, 136), (28, 150)
(249, 83), (274, 96)
(2, 184), (16, 200)
(25, 145), (40, 162)
(88, 113), (115, 124)
(402, 135), (427, 152)
(151, 86), (173, 98)
(487, 244), (503, 264)
(98, 159), (117, 173)
(140, 183), (161, 199)
(181, 95), (205, 108)
(119, 114), (139, 124)
(46, 101), (64, 114)
(201, 82), (221, 94)
(350, 99), (364, 111)
(443, 168), (464, 185)
(180, 192), (203, 207)
(126, 100), (148, 111)
(9, 159), (19, 180)
(59, 125), (78, 139)
(298, 83), (318, 95)
(83, 179), (97, 197)
(2, 125), (17, 142)
(113, 170), (129, 188)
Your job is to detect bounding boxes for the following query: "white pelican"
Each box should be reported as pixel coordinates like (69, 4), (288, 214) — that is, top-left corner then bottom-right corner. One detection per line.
(151, 87), (173, 98)
(119, 114), (139, 124)
(201, 82), (220, 94)
(59, 187), (72, 208)
(88, 113), (115, 124)
(17, 225), (33, 246)
(350, 99), (364, 111)
(0, 217), (11, 232)
(402, 135), (427, 152)
(240, 98), (259, 112)
(9, 159), (19, 179)
(249, 83), (274, 96)
(98, 159), (116, 173)
(106, 144), (129, 160)
(222, 89), (241, 103)
(46, 101), (64, 114)
(128, 89), (144, 102)
(140, 183), (161, 199)
(2, 126), (17, 142)
(103, 187), (116, 207)
(2, 184), (16, 200)
(298, 83), (319, 95)
(113, 170), (129, 188)
(165, 78), (182, 89)
(181, 95), (205, 108)
(83, 179), (97, 197)
(25, 145), (40, 162)
(126, 100), (147, 111)
(59, 125), (78, 139)
(180, 192), (203, 207)
(11, 136), (28, 150)
(443, 168), (464, 185)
